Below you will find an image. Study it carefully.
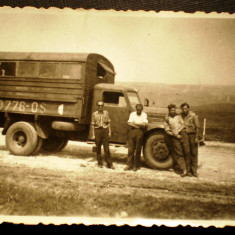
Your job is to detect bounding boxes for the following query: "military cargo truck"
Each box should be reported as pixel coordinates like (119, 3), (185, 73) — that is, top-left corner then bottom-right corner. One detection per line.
(0, 52), (173, 169)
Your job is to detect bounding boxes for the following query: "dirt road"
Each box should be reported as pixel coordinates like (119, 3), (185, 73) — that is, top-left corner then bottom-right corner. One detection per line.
(1, 138), (235, 184)
(0, 133), (235, 223)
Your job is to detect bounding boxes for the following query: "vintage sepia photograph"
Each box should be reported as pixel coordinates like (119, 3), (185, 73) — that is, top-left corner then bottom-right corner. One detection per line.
(0, 7), (234, 227)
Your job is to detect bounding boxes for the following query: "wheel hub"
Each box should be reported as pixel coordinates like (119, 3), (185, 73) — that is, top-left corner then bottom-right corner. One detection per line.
(152, 142), (169, 161)
(13, 131), (27, 147)
(18, 136), (25, 143)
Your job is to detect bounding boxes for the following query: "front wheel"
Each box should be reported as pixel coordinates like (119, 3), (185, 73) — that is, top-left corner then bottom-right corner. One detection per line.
(143, 132), (173, 169)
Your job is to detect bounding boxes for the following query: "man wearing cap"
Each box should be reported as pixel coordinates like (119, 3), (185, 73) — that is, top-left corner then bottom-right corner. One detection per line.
(91, 101), (114, 169)
(164, 104), (191, 177)
(125, 104), (148, 171)
(180, 103), (200, 177)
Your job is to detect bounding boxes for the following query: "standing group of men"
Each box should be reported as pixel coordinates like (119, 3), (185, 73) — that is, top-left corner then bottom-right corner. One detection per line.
(91, 100), (199, 177)
(164, 103), (200, 177)
(91, 101), (148, 171)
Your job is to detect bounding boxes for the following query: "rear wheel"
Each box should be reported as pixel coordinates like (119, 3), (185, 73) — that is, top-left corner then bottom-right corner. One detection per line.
(41, 136), (68, 152)
(31, 137), (43, 155)
(57, 139), (68, 151)
(6, 122), (39, 156)
(143, 132), (173, 169)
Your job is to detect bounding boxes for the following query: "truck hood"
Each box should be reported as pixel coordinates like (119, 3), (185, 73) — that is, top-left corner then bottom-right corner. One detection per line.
(143, 106), (168, 123)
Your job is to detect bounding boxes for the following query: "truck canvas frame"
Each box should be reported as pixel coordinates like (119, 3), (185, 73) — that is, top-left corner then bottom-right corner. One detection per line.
(0, 52), (173, 169)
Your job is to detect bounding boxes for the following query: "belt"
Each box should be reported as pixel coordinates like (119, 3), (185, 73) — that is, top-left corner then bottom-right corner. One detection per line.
(130, 127), (143, 131)
(95, 126), (108, 129)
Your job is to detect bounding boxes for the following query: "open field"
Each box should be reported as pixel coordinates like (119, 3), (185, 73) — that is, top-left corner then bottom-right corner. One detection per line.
(0, 131), (235, 225)
(196, 109), (235, 143)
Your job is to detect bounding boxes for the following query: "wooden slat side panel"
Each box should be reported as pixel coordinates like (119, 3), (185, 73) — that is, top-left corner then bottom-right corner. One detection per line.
(0, 53), (115, 122)
(0, 76), (84, 102)
(0, 81), (82, 89)
(0, 85), (83, 95)
(0, 76), (84, 84)
(0, 91), (79, 102)
(0, 79), (83, 89)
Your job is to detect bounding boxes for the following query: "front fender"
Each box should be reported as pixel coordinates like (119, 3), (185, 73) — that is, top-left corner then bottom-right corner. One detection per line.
(147, 122), (164, 132)
(144, 122), (168, 146)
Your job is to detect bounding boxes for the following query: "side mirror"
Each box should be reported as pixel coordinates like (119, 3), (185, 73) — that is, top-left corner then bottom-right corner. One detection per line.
(144, 98), (149, 107)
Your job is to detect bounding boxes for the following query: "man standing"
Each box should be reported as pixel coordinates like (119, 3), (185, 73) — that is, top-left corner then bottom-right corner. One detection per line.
(164, 104), (191, 177)
(180, 103), (200, 177)
(125, 104), (148, 171)
(91, 101), (114, 169)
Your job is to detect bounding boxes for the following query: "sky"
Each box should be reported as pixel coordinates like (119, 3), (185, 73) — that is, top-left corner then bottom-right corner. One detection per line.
(0, 7), (234, 86)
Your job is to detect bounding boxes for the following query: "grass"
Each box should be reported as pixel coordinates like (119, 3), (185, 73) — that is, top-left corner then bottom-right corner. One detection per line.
(194, 110), (235, 143)
(0, 163), (234, 219)
(203, 128), (235, 143)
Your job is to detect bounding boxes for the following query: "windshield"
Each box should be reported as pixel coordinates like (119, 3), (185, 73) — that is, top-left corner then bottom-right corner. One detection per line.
(127, 91), (141, 107)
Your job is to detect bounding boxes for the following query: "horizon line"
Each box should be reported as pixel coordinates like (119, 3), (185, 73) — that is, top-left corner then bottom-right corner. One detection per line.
(115, 81), (235, 86)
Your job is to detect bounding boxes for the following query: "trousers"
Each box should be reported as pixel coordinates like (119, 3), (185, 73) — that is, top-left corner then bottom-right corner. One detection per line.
(171, 131), (191, 173)
(188, 133), (198, 174)
(126, 128), (144, 168)
(94, 128), (113, 167)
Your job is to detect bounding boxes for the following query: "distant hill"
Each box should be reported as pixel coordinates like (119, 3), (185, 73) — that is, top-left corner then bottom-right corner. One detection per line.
(193, 103), (235, 113)
(116, 81), (235, 108)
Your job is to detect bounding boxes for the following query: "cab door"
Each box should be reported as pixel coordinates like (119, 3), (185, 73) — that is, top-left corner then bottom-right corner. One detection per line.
(102, 91), (131, 144)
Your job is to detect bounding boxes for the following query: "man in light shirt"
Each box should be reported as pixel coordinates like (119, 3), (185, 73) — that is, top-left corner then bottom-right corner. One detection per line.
(91, 101), (114, 169)
(125, 104), (148, 171)
(164, 104), (191, 177)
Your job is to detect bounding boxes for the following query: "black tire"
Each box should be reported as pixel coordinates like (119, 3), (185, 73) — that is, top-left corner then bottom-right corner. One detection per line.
(41, 136), (68, 152)
(6, 122), (39, 156)
(57, 139), (68, 151)
(143, 132), (173, 169)
(31, 137), (43, 155)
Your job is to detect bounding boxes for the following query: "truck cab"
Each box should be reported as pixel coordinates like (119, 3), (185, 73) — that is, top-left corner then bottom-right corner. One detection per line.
(90, 83), (138, 144)
(90, 83), (173, 169)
